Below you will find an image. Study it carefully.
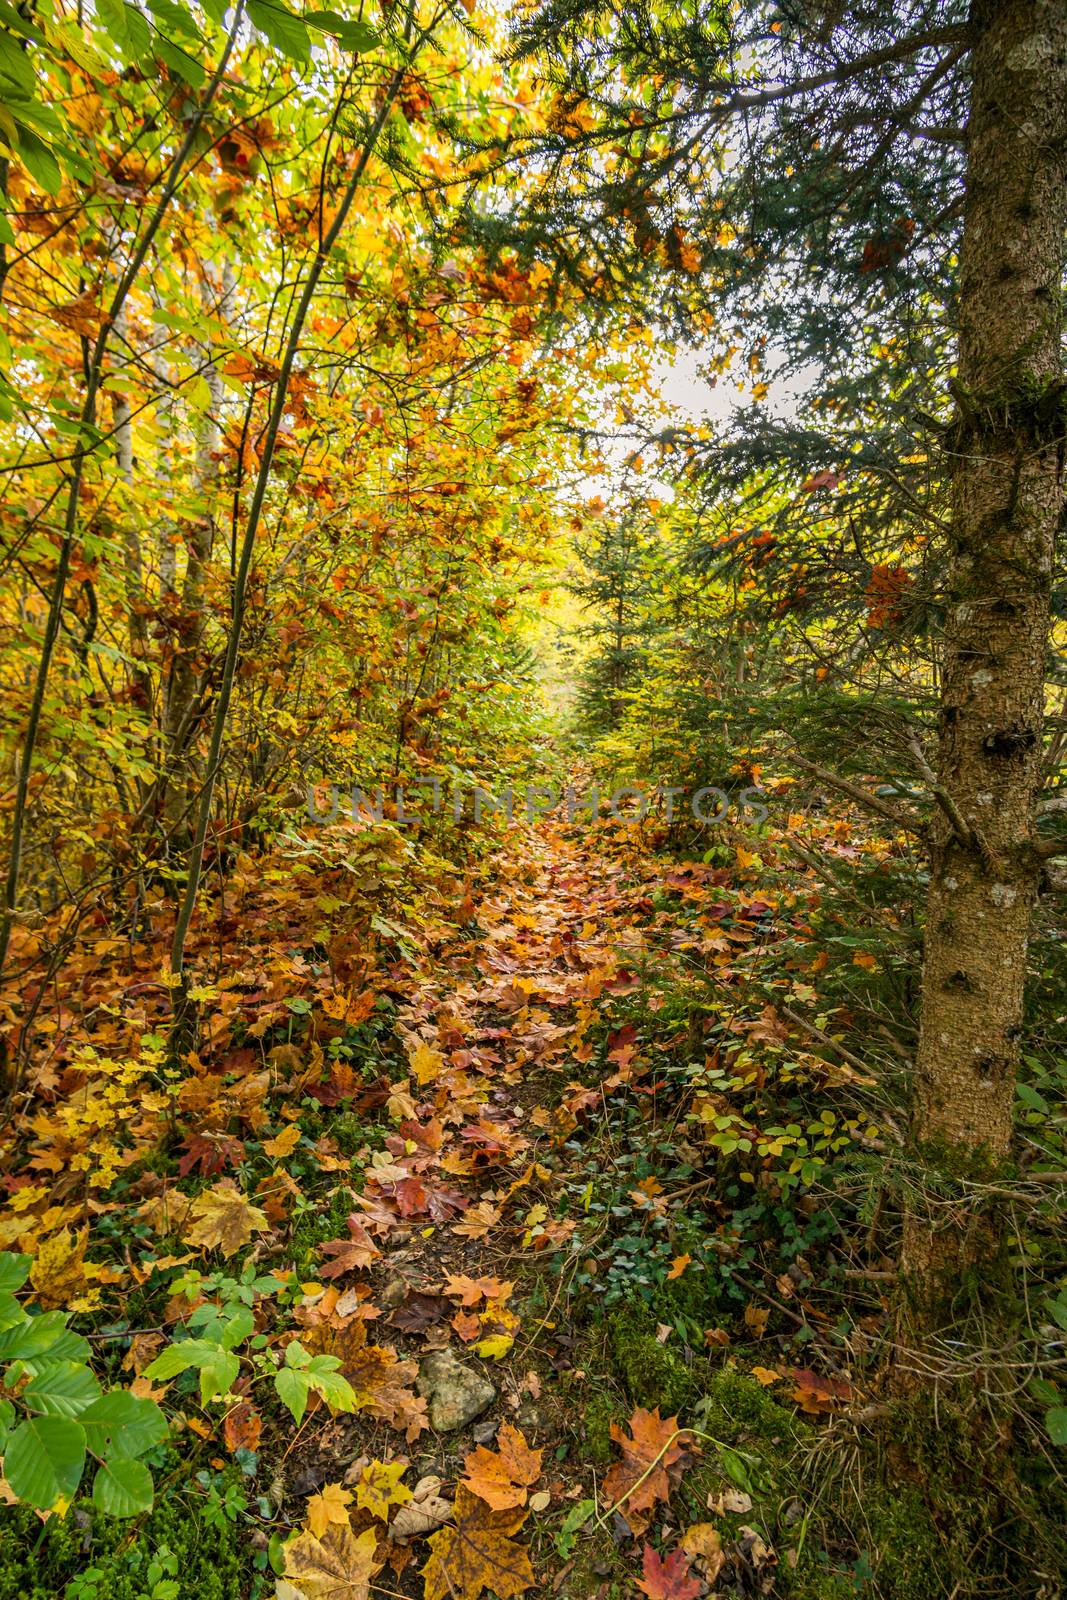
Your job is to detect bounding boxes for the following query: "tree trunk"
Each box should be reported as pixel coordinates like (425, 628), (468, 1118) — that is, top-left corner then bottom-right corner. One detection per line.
(160, 257), (235, 845)
(900, 0), (1067, 1331)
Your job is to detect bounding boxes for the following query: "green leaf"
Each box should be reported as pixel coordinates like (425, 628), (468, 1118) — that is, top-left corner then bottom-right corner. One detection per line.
(21, 1360), (103, 1418)
(78, 1392), (168, 1459)
(95, 0), (130, 46)
(145, 0), (200, 39)
(121, 0), (153, 57)
(305, 9), (377, 51)
(92, 1455), (154, 1518)
(0, 33), (37, 93)
(197, 1349), (239, 1404)
(143, 1338), (220, 1380)
(7, 125), (61, 195)
(0, 1254), (31, 1293)
(306, 1367), (357, 1414)
(4, 1416), (86, 1509)
(1047, 1406), (1067, 1448)
(155, 37), (206, 87)
(20, 1324), (93, 1366)
(0, 1309), (83, 1363)
(246, 0), (310, 62)
(285, 1339), (311, 1369)
(274, 1366), (309, 1424)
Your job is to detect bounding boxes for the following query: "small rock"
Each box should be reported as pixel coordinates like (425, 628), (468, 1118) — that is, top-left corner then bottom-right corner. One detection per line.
(378, 1274), (412, 1310)
(417, 1350), (496, 1431)
(515, 1400), (544, 1436)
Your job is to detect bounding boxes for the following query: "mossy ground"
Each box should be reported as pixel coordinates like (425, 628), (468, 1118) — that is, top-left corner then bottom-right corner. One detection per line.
(0, 1464), (254, 1600)
(556, 1293), (1067, 1600)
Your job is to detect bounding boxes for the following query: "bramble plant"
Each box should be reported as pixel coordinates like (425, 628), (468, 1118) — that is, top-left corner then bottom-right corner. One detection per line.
(0, 1253), (167, 1516)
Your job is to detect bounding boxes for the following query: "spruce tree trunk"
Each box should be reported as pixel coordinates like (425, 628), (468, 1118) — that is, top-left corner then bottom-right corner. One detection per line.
(900, 0), (1067, 1328)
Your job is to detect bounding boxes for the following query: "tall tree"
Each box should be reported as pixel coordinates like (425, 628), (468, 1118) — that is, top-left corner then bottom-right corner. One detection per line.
(901, 0), (1067, 1326)
(474, 0), (1067, 1340)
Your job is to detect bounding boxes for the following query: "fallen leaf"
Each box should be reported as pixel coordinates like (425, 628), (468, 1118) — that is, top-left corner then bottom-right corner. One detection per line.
(182, 1180), (269, 1257)
(263, 1123), (302, 1159)
(443, 1273), (514, 1307)
(462, 1423), (543, 1510)
(680, 1522), (724, 1580)
(603, 1408), (691, 1533)
(743, 1302), (769, 1339)
(30, 1228), (90, 1309)
(389, 1475), (452, 1542)
(422, 1484), (535, 1600)
(708, 1487), (752, 1515)
(353, 1460), (411, 1522)
(317, 1217), (380, 1278)
(223, 1402), (262, 1454)
(637, 1544), (703, 1600)
(283, 1522), (381, 1599)
(789, 1367), (852, 1415)
(306, 1482), (354, 1539)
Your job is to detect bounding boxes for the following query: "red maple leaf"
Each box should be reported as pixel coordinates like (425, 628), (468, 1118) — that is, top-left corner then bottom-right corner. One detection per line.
(637, 1545), (703, 1600)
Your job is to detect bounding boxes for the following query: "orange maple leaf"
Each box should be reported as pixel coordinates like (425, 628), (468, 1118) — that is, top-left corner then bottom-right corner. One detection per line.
(603, 1408), (692, 1533)
(461, 1423), (542, 1511)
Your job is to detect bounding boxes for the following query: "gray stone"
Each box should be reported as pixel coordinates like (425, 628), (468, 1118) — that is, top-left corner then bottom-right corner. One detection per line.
(417, 1350), (496, 1432)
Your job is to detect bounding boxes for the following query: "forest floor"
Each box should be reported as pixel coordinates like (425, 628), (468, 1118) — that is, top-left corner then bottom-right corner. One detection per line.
(1, 800), (923, 1599)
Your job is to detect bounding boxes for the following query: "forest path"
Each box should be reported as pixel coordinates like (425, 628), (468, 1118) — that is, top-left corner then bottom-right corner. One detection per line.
(286, 811), (668, 1597)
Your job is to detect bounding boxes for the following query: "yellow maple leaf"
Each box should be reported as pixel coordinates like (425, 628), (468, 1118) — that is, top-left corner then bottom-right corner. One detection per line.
(283, 1522), (381, 1600)
(305, 1481), (353, 1539)
(408, 1039), (444, 1085)
(30, 1228), (90, 1309)
(423, 1484), (535, 1600)
(182, 1180), (269, 1257)
(352, 1459), (411, 1521)
(473, 1332), (514, 1360)
(263, 1123), (302, 1159)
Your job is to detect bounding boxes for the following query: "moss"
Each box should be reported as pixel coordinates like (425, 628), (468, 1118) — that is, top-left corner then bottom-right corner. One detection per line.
(287, 1185), (358, 1276)
(696, 1364), (802, 1449)
(608, 1308), (697, 1413)
(330, 1110), (373, 1156)
(582, 1389), (623, 1465)
(0, 1475), (250, 1600)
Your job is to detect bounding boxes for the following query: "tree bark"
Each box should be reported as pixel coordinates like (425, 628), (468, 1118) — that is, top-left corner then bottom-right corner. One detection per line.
(900, 0), (1067, 1329)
